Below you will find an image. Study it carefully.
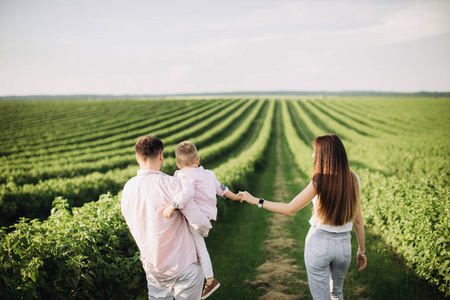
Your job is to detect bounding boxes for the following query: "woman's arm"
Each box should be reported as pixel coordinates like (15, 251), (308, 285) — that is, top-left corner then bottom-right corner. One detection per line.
(240, 181), (316, 216)
(353, 198), (367, 271)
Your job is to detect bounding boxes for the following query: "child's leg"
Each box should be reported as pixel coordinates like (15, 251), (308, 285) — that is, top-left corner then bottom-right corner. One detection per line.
(188, 224), (214, 280)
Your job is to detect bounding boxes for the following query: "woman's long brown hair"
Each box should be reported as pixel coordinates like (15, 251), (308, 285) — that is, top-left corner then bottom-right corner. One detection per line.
(312, 134), (359, 226)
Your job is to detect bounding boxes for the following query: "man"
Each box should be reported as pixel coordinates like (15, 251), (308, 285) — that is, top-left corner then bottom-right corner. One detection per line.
(121, 135), (212, 299)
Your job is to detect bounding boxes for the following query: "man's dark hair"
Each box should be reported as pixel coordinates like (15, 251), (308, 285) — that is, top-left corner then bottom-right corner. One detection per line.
(135, 135), (164, 160)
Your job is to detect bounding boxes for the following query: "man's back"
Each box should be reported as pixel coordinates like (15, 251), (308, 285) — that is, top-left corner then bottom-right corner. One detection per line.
(121, 169), (198, 282)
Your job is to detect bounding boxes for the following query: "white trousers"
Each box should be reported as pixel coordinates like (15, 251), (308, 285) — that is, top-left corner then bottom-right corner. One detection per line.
(304, 227), (352, 300)
(189, 224), (214, 279)
(146, 263), (204, 300)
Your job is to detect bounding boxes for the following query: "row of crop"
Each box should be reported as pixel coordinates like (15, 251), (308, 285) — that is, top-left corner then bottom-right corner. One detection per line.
(315, 99), (404, 136)
(280, 100), (313, 176)
(323, 97), (411, 133)
(2, 100), (225, 160)
(192, 100), (266, 168)
(0, 98), (181, 134)
(0, 100), (198, 155)
(163, 99), (257, 156)
(302, 99), (368, 142)
(286, 100), (316, 145)
(358, 170), (450, 296)
(285, 97), (450, 295)
(0, 100), (157, 146)
(0, 99), (178, 156)
(0, 100), (266, 226)
(309, 98), (450, 186)
(313, 99), (395, 136)
(0, 99), (249, 185)
(0, 100), (119, 130)
(0, 194), (143, 300)
(1, 99), (226, 170)
(0, 101), (275, 299)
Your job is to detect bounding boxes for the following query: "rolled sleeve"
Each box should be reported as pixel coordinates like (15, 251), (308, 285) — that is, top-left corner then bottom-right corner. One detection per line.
(216, 182), (229, 198)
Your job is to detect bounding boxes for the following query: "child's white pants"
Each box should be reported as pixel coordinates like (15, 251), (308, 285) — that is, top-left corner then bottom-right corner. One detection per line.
(189, 224), (214, 279)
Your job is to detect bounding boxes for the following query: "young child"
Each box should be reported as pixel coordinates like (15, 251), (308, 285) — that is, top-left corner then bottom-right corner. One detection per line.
(163, 141), (242, 299)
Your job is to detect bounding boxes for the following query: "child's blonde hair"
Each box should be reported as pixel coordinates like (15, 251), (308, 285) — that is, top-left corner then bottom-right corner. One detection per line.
(175, 141), (198, 167)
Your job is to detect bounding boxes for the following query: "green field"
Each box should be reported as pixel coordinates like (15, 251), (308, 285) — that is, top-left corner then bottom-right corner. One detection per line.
(0, 97), (449, 299)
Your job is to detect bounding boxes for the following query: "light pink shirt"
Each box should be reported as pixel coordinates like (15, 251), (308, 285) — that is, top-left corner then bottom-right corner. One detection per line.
(121, 169), (212, 281)
(173, 166), (229, 221)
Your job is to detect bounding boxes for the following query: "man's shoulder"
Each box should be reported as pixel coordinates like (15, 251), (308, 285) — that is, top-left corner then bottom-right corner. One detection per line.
(124, 175), (139, 187)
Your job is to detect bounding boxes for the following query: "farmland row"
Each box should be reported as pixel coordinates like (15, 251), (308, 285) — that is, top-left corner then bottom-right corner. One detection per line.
(0, 100), (276, 299)
(1, 99), (228, 159)
(0, 100), (267, 226)
(0, 97), (448, 296)
(317, 99), (403, 135)
(287, 98), (449, 186)
(283, 97), (450, 295)
(0, 100), (204, 152)
(0, 99), (251, 185)
(0, 100), (165, 144)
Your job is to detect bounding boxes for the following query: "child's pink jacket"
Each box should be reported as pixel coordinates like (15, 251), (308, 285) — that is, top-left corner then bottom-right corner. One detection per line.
(173, 166), (229, 221)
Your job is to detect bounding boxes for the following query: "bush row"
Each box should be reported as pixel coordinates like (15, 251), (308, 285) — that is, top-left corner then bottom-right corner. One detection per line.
(283, 98), (450, 295)
(0, 99), (244, 185)
(0, 101), (263, 226)
(0, 101), (276, 299)
(2, 100), (224, 162)
(359, 170), (450, 296)
(0, 194), (144, 300)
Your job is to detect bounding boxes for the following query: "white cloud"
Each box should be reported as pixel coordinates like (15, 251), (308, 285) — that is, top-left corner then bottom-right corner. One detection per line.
(336, 0), (450, 46)
(191, 39), (236, 54)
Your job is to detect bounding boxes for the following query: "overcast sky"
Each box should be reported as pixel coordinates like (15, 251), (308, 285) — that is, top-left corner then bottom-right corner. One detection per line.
(0, 0), (449, 95)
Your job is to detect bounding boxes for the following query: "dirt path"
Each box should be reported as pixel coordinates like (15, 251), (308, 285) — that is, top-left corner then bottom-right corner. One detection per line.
(248, 106), (309, 300)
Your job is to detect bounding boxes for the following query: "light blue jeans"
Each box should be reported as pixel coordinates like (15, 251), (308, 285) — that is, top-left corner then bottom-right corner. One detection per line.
(304, 227), (352, 300)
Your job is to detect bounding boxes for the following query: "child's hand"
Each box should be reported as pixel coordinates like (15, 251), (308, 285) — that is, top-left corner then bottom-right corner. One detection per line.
(163, 205), (177, 219)
(238, 191), (259, 205)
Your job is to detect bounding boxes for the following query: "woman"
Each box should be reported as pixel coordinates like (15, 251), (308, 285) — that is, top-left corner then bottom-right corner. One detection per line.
(239, 134), (367, 299)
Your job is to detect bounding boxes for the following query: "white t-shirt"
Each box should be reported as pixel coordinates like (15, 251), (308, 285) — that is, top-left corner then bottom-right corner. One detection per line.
(308, 173), (361, 233)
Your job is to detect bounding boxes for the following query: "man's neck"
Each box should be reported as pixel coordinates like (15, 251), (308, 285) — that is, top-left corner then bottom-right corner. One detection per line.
(139, 162), (161, 171)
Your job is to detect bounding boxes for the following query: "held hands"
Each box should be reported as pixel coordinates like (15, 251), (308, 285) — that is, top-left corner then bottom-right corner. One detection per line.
(356, 250), (367, 272)
(163, 205), (177, 219)
(238, 191), (259, 205)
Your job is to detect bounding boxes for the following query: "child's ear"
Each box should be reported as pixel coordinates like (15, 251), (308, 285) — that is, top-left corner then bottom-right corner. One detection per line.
(176, 162), (182, 169)
(196, 157), (200, 165)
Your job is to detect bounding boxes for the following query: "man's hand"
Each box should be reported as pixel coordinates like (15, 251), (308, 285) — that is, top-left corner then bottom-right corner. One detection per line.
(163, 205), (177, 218)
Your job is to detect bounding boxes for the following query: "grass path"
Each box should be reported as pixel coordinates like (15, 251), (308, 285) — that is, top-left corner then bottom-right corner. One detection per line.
(246, 100), (309, 299)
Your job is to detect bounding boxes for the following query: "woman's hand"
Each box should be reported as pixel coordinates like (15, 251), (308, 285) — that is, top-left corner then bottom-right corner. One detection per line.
(356, 250), (367, 271)
(238, 191), (259, 205)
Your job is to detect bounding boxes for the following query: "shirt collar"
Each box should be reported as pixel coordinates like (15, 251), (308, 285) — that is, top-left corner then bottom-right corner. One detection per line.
(137, 169), (164, 176)
(178, 166), (204, 173)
